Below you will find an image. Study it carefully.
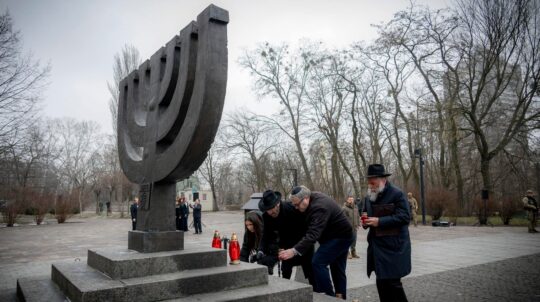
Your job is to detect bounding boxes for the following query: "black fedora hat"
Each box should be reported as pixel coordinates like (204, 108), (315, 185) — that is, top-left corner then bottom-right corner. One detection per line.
(258, 190), (282, 212)
(366, 164), (392, 178)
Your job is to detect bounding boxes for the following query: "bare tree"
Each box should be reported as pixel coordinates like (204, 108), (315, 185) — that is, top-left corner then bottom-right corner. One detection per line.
(0, 11), (50, 154)
(239, 43), (315, 189)
(223, 111), (275, 191)
(453, 0), (540, 192)
(54, 118), (101, 216)
(107, 44), (141, 134)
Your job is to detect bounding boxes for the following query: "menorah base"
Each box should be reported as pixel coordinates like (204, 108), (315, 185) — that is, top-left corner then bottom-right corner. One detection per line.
(128, 230), (184, 253)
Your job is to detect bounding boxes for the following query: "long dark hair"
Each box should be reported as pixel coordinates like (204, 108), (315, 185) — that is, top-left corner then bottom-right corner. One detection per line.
(245, 211), (263, 251)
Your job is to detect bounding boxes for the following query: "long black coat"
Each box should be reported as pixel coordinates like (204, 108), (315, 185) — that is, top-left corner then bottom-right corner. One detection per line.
(130, 203), (138, 220)
(363, 181), (411, 279)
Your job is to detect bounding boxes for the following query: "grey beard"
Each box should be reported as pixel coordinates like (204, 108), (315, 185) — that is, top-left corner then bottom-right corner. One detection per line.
(368, 183), (385, 201)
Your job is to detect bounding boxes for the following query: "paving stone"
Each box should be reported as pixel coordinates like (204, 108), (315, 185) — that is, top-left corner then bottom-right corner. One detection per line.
(2, 211), (540, 301)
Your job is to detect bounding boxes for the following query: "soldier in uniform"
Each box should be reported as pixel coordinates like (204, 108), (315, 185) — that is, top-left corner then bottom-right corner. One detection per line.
(522, 189), (538, 233)
(407, 193), (418, 227)
(342, 195), (360, 259)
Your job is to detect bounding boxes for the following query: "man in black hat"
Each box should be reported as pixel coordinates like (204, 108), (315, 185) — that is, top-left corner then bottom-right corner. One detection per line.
(258, 189), (314, 284)
(362, 164), (411, 302)
(280, 186), (353, 300)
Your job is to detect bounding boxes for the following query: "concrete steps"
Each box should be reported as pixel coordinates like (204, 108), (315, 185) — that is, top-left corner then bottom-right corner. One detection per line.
(17, 246), (325, 302)
(167, 275), (315, 302)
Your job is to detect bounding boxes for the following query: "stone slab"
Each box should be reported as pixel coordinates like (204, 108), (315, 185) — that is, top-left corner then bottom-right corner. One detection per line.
(16, 274), (334, 302)
(168, 275), (314, 302)
(128, 230), (183, 253)
(87, 246), (226, 279)
(16, 277), (65, 302)
(50, 260), (268, 302)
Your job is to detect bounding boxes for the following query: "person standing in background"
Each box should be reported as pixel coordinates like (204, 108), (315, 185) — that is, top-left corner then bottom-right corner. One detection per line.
(191, 199), (202, 234)
(175, 197), (182, 230)
(522, 189), (538, 233)
(342, 195), (360, 259)
(407, 192), (418, 227)
(180, 197), (190, 232)
(130, 197), (139, 230)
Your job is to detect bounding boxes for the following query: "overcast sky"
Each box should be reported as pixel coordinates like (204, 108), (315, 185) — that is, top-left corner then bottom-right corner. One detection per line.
(1, 0), (449, 134)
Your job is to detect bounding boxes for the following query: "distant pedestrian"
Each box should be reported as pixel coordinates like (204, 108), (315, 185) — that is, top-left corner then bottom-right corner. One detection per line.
(180, 197), (189, 231)
(130, 197), (139, 230)
(522, 190), (538, 233)
(106, 201), (111, 216)
(280, 186), (353, 300)
(362, 164), (411, 302)
(342, 195), (360, 259)
(191, 199), (202, 234)
(407, 192), (418, 227)
(175, 197), (182, 230)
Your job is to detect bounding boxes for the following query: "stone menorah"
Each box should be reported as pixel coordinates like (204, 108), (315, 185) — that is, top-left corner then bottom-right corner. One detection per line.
(117, 5), (228, 252)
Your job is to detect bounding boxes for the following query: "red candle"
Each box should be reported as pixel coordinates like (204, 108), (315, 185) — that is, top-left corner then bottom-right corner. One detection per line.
(229, 232), (240, 264)
(361, 212), (368, 225)
(211, 230), (222, 248)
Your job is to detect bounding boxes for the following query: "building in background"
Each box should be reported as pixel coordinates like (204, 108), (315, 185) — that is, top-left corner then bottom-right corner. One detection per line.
(176, 176), (214, 212)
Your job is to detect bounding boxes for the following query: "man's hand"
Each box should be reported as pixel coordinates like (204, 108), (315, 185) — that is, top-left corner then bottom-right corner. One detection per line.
(132, 218), (136, 222)
(278, 249), (295, 261)
(364, 217), (379, 227)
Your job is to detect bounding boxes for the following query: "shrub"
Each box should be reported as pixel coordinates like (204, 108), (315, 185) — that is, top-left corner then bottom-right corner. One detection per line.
(55, 195), (75, 223)
(2, 201), (19, 227)
(425, 187), (456, 221)
(499, 196), (521, 225)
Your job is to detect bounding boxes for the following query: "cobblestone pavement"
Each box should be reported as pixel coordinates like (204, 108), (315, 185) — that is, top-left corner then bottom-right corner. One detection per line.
(1, 211), (539, 301)
(348, 253), (540, 302)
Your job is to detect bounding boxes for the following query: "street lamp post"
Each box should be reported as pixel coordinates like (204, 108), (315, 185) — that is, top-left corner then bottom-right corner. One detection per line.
(414, 148), (427, 225)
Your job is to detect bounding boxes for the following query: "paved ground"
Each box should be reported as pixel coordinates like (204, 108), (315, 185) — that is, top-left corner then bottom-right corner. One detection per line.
(1, 211), (540, 301)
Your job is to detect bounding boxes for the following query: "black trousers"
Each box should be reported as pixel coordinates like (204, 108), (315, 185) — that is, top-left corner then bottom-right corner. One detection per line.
(281, 255), (314, 285)
(193, 216), (202, 233)
(376, 278), (408, 302)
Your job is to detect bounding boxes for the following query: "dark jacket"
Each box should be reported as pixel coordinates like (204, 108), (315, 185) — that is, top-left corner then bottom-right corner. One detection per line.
(130, 203), (138, 220)
(260, 201), (307, 256)
(293, 192), (353, 256)
(192, 203), (202, 218)
(180, 203), (189, 217)
(175, 205), (181, 218)
(363, 181), (411, 279)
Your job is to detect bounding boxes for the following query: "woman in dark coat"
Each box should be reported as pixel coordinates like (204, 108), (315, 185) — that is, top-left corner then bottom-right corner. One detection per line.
(240, 211), (263, 263)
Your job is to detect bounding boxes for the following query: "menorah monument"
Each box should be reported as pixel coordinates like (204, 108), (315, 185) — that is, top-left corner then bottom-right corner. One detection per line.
(16, 5), (323, 301)
(117, 3), (227, 253)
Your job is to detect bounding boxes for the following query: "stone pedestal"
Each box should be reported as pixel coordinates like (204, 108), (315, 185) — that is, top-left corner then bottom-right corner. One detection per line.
(16, 245), (337, 302)
(128, 230), (184, 253)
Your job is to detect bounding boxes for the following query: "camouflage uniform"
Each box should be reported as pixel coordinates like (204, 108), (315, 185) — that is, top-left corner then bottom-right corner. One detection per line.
(342, 200), (360, 258)
(408, 194), (419, 227)
(522, 190), (538, 233)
